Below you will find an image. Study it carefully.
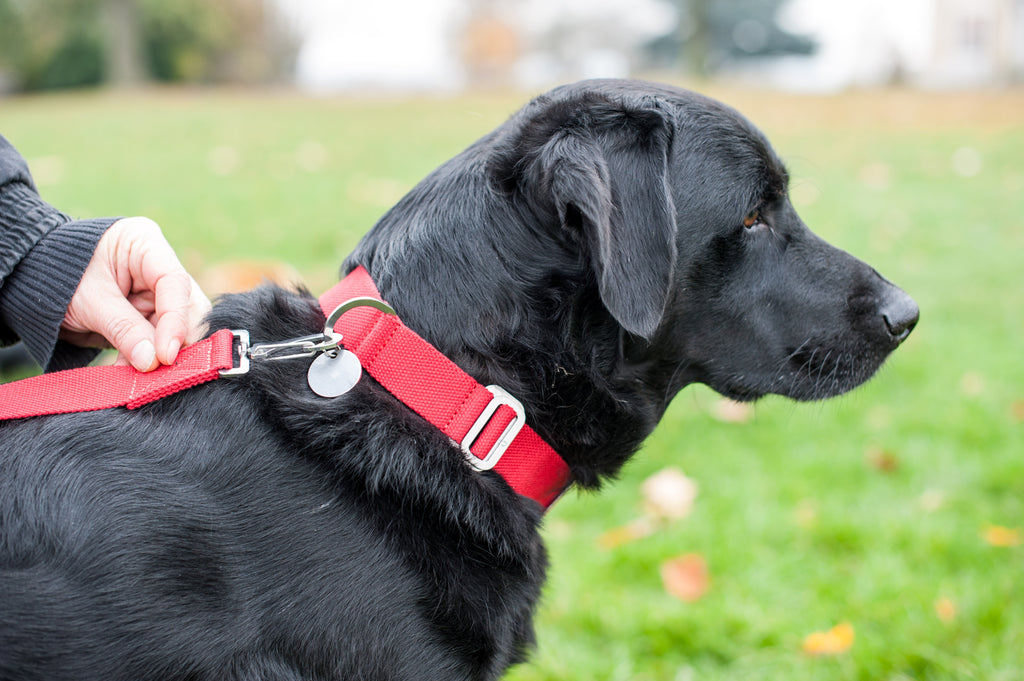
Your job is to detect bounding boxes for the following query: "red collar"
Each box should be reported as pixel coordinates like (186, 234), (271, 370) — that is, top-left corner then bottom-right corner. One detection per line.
(0, 267), (572, 510)
(318, 266), (571, 509)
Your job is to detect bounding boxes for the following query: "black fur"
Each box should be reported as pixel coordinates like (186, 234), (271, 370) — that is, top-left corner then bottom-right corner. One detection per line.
(0, 80), (917, 680)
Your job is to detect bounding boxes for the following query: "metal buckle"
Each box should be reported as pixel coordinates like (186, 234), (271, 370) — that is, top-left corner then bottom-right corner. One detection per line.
(219, 329), (251, 377)
(461, 385), (526, 471)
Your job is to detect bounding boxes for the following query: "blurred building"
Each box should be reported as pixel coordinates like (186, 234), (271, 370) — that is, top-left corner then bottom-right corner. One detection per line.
(283, 0), (672, 92)
(925, 0), (1024, 86)
(279, 0), (1024, 92)
(754, 0), (1024, 90)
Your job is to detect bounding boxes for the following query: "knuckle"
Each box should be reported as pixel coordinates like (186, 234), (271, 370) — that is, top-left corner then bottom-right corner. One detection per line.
(106, 316), (140, 348)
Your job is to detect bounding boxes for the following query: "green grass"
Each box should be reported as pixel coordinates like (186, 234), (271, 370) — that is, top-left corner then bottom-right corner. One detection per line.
(2, 84), (1022, 680)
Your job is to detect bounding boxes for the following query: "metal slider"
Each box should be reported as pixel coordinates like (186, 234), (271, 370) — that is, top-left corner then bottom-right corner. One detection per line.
(461, 385), (527, 471)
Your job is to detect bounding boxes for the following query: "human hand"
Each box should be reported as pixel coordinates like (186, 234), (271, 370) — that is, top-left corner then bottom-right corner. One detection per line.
(60, 217), (211, 371)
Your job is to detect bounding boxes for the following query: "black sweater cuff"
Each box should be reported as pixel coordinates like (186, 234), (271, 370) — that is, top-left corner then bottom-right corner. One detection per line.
(0, 181), (69, 285)
(0, 214), (117, 372)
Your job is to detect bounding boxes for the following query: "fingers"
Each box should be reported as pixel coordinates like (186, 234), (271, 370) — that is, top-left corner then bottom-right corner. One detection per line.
(117, 217), (213, 367)
(120, 217), (188, 365)
(61, 216), (211, 372)
(87, 293), (162, 372)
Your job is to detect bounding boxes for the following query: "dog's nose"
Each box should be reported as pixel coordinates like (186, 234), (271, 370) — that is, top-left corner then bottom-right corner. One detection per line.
(880, 288), (919, 343)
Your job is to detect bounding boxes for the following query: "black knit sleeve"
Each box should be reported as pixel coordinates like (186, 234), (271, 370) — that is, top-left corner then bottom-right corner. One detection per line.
(0, 134), (118, 371)
(0, 215), (117, 371)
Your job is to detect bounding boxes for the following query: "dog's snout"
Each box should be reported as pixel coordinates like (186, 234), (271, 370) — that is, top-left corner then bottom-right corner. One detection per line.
(880, 288), (919, 343)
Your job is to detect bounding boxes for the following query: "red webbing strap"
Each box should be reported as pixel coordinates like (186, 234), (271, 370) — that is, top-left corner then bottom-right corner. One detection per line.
(320, 267), (572, 509)
(0, 329), (236, 420)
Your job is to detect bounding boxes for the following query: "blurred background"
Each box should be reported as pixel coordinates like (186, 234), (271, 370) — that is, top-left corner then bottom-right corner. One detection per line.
(1, 2), (1022, 680)
(2, 0), (1023, 94)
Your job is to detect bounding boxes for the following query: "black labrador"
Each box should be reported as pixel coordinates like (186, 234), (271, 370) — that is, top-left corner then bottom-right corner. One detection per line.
(0, 79), (917, 680)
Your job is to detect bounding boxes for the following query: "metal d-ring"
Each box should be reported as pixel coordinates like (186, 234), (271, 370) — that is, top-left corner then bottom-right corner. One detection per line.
(247, 297), (395, 362)
(323, 297), (396, 336)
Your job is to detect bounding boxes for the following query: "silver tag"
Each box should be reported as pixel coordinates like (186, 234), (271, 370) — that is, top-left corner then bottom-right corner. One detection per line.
(307, 350), (363, 398)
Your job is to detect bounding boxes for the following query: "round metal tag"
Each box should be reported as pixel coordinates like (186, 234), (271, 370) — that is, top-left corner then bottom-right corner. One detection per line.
(307, 349), (363, 398)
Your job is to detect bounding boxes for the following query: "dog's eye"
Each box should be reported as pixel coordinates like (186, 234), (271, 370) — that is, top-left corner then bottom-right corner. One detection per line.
(743, 208), (761, 228)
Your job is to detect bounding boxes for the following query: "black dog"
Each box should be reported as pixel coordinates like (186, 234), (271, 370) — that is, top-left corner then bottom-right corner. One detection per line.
(0, 79), (917, 680)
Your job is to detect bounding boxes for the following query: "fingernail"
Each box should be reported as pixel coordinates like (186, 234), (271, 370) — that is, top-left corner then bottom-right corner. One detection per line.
(166, 338), (181, 363)
(131, 340), (156, 371)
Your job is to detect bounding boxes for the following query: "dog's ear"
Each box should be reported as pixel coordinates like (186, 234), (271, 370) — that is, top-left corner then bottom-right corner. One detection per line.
(534, 104), (677, 338)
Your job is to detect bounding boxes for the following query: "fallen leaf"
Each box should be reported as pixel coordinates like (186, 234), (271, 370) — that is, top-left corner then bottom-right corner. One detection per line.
(642, 468), (699, 522)
(917, 489), (946, 513)
(200, 259), (301, 295)
(983, 525), (1022, 547)
(294, 141), (328, 172)
(865, 446), (899, 473)
(960, 371), (985, 397)
(802, 622), (855, 656)
(859, 161), (892, 190)
(597, 518), (654, 550)
(934, 597), (957, 624)
(660, 554), (710, 602)
(951, 146), (983, 178)
(711, 398), (754, 424)
(1010, 401), (1024, 423)
(793, 499), (818, 529)
(207, 145), (241, 177)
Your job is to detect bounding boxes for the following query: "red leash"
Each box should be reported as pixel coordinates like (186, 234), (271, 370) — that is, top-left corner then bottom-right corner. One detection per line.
(0, 329), (236, 419)
(0, 268), (571, 509)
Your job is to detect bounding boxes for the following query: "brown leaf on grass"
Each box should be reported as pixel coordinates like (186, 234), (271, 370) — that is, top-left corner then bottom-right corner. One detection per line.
(917, 489), (946, 513)
(959, 371), (985, 397)
(660, 554), (710, 602)
(200, 259), (301, 295)
(802, 622), (855, 656)
(1010, 401), (1024, 424)
(597, 518), (655, 550)
(983, 525), (1022, 547)
(934, 597), (957, 624)
(711, 398), (754, 424)
(865, 446), (899, 473)
(793, 499), (818, 529)
(599, 468), (699, 549)
(642, 468), (699, 522)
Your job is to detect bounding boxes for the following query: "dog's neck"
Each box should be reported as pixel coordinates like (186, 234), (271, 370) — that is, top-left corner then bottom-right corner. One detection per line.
(342, 152), (676, 490)
(345, 255), (670, 491)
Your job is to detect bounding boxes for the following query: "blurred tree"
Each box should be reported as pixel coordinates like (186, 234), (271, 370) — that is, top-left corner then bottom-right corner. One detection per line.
(646, 0), (816, 77)
(0, 0), (297, 92)
(104, 0), (147, 86)
(0, 0), (104, 91)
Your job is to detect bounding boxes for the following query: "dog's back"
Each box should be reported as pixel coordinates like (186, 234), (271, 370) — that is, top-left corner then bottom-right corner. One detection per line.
(1, 286), (546, 680)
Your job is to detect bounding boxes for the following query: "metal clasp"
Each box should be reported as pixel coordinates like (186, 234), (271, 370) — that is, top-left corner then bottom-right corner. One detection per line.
(247, 332), (343, 362)
(461, 385), (526, 471)
(218, 297), (395, 378)
(219, 329), (251, 377)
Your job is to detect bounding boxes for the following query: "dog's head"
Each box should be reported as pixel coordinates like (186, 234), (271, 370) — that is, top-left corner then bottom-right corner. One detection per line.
(348, 79), (918, 480)
(489, 79), (916, 400)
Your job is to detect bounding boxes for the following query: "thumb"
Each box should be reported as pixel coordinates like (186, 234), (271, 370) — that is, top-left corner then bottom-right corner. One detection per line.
(93, 298), (161, 372)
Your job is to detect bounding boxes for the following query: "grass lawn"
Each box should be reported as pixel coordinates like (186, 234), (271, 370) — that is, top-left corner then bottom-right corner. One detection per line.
(2, 82), (1022, 680)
